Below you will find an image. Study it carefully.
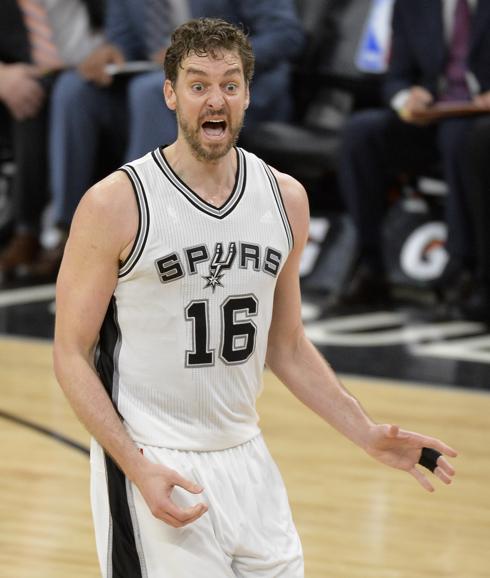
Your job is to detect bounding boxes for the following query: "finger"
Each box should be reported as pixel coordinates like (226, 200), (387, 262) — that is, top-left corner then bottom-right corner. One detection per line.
(410, 466), (434, 493)
(172, 473), (204, 494)
(434, 466), (453, 485)
(397, 430), (458, 457)
(420, 437), (458, 457)
(164, 500), (208, 524)
(435, 456), (455, 477)
(95, 73), (113, 87)
(387, 424), (400, 438)
(160, 505), (207, 528)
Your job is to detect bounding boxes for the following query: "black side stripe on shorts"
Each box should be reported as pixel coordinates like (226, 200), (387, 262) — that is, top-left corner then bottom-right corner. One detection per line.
(96, 297), (145, 577)
(105, 453), (144, 578)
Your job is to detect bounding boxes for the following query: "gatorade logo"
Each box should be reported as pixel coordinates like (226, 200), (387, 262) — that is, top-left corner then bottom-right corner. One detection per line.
(399, 222), (448, 281)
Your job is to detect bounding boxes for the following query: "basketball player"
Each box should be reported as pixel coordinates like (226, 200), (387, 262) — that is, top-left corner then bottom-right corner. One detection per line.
(54, 18), (457, 578)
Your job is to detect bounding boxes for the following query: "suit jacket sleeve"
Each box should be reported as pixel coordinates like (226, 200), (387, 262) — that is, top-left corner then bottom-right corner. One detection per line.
(383, 0), (418, 104)
(84, 0), (105, 30)
(106, 0), (145, 60)
(236, 0), (304, 73)
(0, 0), (30, 63)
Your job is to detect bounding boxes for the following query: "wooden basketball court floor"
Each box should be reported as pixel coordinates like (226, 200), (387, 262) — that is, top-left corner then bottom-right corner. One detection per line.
(0, 287), (490, 578)
(1, 332), (489, 578)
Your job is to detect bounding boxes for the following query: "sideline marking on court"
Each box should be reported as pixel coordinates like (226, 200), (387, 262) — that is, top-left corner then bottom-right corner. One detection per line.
(0, 409), (89, 455)
(0, 284), (56, 307)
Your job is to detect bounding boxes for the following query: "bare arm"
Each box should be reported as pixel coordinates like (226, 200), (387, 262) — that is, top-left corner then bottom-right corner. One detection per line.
(265, 169), (457, 492)
(54, 172), (207, 526)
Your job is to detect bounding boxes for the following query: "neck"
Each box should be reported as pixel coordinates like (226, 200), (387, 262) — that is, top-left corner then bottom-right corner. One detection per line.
(163, 139), (238, 206)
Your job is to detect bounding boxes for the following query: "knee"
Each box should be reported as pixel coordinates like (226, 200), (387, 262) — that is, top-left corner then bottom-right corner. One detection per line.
(52, 71), (89, 108)
(469, 118), (490, 149)
(51, 70), (108, 126)
(127, 72), (165, 109)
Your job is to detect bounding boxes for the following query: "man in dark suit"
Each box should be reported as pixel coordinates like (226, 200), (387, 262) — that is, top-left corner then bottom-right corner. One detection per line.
(45, 0), (304, 248)
(0, 0), (104, 281)
(463, 112), (490, 321)
(336, 0), (490, 306)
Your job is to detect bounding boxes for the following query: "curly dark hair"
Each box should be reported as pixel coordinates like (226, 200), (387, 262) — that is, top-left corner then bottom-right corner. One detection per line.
(164, 18), (255, 85)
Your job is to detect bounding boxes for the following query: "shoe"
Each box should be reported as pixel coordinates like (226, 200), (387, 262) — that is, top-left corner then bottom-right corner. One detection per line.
(433, 258), (475, 306)
(0, 232), (40, 279)
(28, 231), (67, 282)
(460, 284), (490, 324)
(341, 263), (391, 306)
(323, 263), (391, 313)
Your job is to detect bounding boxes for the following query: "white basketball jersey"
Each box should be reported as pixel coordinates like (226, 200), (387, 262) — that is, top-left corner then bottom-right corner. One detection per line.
(96, 147), (293, 451)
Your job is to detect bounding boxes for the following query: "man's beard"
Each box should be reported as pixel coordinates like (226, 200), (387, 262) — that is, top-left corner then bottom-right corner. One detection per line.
(177, 107), (244, 162)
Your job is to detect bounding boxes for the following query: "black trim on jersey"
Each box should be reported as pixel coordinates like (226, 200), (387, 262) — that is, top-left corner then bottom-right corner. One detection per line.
(97, 299), (143, 575)
(104, 453), (143, 578)
(261, 161), (294, 251)
(118, 167), (150, 278)
(96, 297), (122, 407)
(151, 147), (247, 219)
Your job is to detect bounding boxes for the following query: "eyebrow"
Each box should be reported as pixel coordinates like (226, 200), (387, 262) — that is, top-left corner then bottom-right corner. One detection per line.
(185, 66), (243, 78)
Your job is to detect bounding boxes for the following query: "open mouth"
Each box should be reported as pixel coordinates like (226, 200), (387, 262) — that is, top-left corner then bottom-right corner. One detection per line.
(201, 119), (227, 138)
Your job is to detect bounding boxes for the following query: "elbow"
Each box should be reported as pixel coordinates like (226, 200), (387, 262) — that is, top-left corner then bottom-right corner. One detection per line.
(266, 325), (305, 376)
(52, 340), (69, 389)
(52, 337), (94, 390)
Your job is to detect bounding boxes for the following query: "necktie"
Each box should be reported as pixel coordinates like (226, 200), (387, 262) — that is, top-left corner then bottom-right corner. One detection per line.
(441, 0), (472, 101)
(145, 0), (172, 58)
(18, 0), (63, 70)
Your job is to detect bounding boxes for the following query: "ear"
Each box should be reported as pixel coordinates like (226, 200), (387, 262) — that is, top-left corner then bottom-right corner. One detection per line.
(164, 78), (177, 111)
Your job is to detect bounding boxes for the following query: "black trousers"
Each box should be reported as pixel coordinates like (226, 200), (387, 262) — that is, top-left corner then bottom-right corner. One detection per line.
(4, 74), (56, 232)
(337, 108), (478, 270)
(466, 115), (490, 283)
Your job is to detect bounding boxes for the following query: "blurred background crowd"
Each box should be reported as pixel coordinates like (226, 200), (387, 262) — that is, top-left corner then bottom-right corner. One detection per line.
(1, 0), (490, 324)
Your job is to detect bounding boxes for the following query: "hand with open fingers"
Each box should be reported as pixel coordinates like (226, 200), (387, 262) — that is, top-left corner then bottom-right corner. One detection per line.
(135, 461), (208, 528)
(365, 424), (458, 492)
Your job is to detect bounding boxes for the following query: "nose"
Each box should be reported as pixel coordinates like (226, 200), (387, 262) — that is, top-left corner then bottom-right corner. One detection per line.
(205, 86), (225, 109)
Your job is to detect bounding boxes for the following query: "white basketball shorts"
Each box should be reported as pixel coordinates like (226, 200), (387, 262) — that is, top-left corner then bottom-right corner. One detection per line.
(90, 434), (304, 577)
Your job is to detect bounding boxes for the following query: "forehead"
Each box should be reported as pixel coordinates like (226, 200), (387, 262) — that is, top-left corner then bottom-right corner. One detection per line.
(178, 49), (244, 79)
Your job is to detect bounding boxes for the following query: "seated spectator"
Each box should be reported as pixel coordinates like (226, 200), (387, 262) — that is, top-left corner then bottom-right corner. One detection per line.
(462, 113), (490, 322)
(335, 0), (490, 307)
(38, 0), (304, 278)
(0, 0), (104, 282)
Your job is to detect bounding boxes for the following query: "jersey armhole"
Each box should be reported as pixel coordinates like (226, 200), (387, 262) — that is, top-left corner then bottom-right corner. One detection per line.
(261, 161), (294, 252)
(118, 166), (150, 278)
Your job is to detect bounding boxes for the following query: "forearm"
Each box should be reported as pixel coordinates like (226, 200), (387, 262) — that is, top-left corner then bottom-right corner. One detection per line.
(53, 348), (143, 481)
(267, 333), (375, 449)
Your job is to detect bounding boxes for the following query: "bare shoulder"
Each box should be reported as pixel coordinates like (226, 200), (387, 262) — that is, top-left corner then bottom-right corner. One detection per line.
(71, 170), (138, 259)
(269, 166), (309, 246)
(78, 170), (136, 226)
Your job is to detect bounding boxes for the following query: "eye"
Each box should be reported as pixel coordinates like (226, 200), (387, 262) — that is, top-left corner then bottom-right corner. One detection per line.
(225, 83), (238, 93)
(191, 83), (205, 93)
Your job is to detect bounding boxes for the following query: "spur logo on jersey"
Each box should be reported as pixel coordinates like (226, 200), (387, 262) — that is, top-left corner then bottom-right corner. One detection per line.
(203, 242), (237, 291)
(155, 241), (283, 290)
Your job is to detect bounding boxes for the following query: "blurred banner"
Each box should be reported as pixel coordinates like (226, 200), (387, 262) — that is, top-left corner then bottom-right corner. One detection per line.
(355, 0), (394, 73)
